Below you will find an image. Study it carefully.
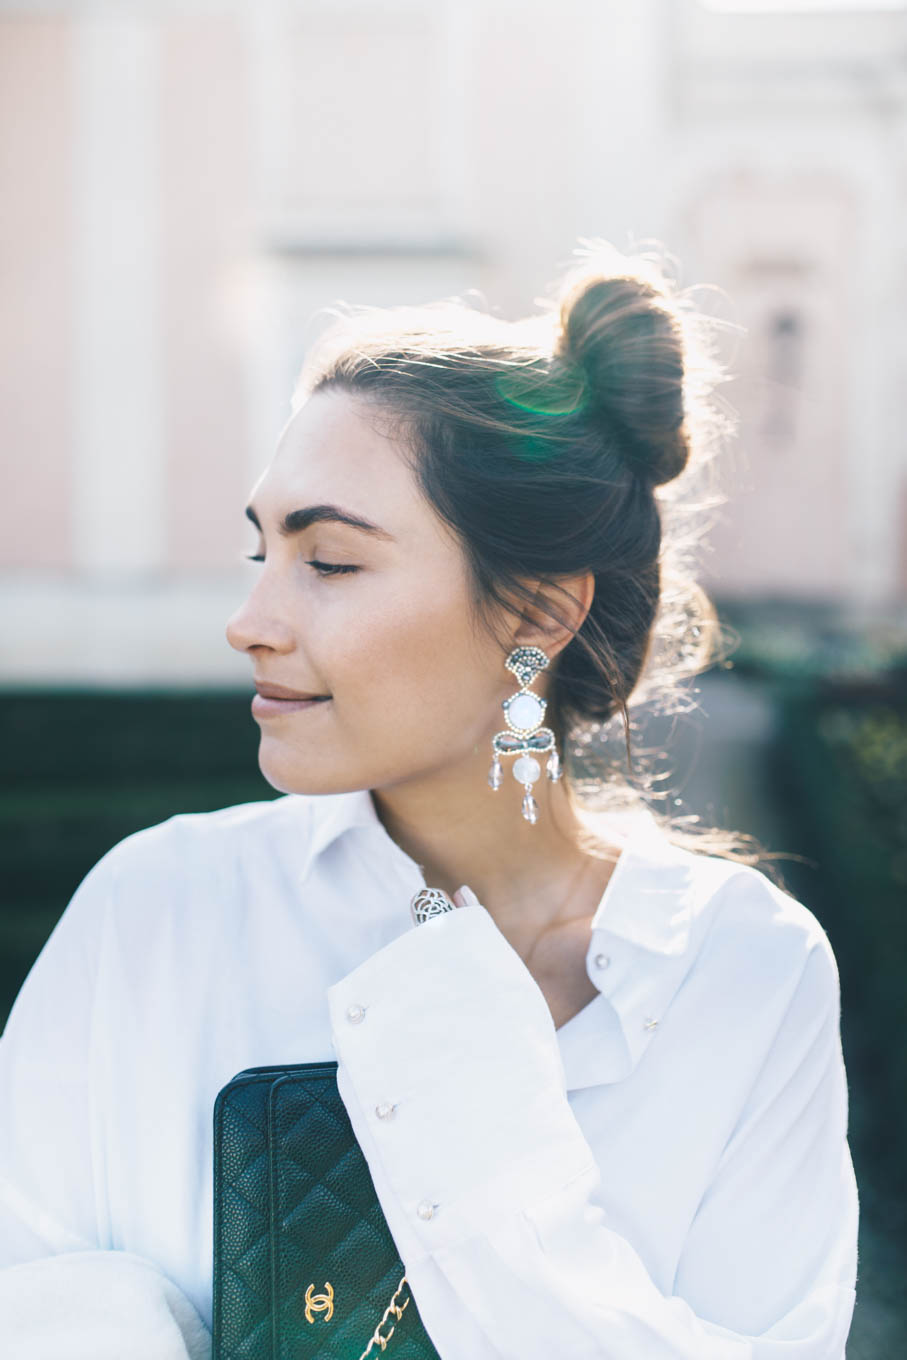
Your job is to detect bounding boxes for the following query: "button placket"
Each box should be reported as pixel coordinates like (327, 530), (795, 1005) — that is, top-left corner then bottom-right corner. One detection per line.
(338, 981), (442, 1227)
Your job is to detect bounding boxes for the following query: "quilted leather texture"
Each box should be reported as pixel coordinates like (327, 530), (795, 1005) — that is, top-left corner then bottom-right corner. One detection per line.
(213, 1061), (440, 1360)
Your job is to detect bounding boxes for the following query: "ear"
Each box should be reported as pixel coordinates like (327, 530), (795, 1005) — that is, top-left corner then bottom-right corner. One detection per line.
(509, 570), (595, 662)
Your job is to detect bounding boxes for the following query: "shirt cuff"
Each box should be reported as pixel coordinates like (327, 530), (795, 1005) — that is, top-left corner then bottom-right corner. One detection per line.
(326, 902), (598, 1255)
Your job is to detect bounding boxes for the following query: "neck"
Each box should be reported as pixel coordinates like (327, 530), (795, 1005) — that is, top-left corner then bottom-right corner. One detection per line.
(370, 743), (621, 955)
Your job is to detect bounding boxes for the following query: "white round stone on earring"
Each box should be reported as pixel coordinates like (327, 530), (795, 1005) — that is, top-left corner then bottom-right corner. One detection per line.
(505, 691), (545, 733)
(513, 755), (541, 785)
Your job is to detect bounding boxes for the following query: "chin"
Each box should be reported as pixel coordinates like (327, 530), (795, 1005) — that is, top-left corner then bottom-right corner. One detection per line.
(255, 741), (358, 798)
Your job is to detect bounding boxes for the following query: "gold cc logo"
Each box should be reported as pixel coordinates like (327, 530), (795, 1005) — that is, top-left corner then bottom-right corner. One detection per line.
(304, 1281), (335, 1323)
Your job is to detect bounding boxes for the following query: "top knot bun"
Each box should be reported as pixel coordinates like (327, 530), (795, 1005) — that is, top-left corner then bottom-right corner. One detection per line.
(553, 248), (691, 487)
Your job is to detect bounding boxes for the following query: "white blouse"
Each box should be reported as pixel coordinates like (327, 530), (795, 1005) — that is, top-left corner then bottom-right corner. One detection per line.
(0, 787), (859, 1358)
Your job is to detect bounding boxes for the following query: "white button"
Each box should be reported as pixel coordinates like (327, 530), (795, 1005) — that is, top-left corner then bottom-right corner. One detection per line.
(643, 1016), (659, 1030)
(594, 953), (611, 969)
(416, 1200), (437, 1220)
(346, 1004), (366, 1024)
(375, 1102), (397, 1120)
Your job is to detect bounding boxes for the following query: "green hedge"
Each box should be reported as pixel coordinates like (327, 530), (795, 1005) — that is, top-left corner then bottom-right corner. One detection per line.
(1, 689), (278, 1027)
(769, 680), (907, 1239)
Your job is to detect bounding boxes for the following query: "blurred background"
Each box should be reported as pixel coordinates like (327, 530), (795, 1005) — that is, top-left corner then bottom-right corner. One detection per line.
(1, 0), (905, 1351)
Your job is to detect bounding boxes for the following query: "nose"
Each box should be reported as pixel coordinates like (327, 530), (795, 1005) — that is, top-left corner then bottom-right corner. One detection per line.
(225, 582), (295, 657)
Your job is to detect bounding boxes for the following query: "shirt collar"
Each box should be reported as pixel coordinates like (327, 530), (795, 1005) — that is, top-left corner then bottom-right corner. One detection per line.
(295, 785), (384, 878)
(563, 810), (704, 1089)
(293, 786), (709, 1091)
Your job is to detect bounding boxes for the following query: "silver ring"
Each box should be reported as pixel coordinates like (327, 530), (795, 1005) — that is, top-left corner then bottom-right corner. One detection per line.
(410, 888), (457, 926)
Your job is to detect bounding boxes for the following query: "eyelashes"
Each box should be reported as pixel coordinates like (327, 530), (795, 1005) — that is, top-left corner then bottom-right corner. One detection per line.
(306, 560), (359, 577)
(241, 554), (359, 578)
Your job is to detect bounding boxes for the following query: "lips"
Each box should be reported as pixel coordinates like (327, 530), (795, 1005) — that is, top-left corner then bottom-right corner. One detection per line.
(254, 682), (329, 700)
(251, 687), (331, 720)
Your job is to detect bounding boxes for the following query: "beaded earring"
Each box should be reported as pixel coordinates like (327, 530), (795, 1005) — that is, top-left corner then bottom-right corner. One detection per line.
(487, 645), (562, 824)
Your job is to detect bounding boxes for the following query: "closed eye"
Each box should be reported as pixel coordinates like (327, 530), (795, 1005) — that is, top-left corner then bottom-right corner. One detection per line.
(241, 554), (359, 577)
(305, 560), (359, 577)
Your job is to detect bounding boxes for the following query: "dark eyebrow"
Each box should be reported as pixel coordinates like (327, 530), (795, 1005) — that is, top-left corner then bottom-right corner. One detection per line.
(244, 502), (395, 542)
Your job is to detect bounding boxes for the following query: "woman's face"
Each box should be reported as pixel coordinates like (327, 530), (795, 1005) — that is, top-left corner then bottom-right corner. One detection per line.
(225, 387), (518, 796)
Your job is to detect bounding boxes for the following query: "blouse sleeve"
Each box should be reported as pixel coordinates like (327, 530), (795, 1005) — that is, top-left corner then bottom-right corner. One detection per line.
(0, 849), (113, 1258)
(327, 901), (858, 1360)
(0, 845), (211, 1360)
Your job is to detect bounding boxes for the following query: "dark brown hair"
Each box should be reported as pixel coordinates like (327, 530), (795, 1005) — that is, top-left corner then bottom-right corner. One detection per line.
(294, 239), (790, 884)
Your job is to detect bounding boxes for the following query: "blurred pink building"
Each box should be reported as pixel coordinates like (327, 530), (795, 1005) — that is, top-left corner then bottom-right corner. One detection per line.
(2, 0), (905, 685)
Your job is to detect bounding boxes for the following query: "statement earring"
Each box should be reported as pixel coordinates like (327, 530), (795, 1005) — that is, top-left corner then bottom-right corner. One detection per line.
(487, 645), (562, 824)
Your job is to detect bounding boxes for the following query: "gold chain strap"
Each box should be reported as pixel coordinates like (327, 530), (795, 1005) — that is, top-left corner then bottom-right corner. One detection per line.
(356, 1273), (412, 1358)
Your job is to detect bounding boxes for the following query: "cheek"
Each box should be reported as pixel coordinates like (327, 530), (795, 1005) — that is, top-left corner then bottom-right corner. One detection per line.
(330, 578), (497, 750)
(253, 567), (508, 795)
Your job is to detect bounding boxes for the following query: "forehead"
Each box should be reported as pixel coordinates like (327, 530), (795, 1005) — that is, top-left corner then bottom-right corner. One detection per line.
(256, 388), (424, 524)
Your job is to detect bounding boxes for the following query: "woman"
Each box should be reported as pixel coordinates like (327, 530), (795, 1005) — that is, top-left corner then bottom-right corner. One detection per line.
(0, 241), (858, 1358)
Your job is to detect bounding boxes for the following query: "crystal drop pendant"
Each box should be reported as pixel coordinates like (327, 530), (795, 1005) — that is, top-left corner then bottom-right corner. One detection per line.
(521, 791), (538, 824)
(488, 756), (503, 790)
(546, 749), (562, 781)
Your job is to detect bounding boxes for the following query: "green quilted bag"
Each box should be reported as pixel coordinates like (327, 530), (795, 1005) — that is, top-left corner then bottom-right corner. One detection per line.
(212, 1061), (441, 1360)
